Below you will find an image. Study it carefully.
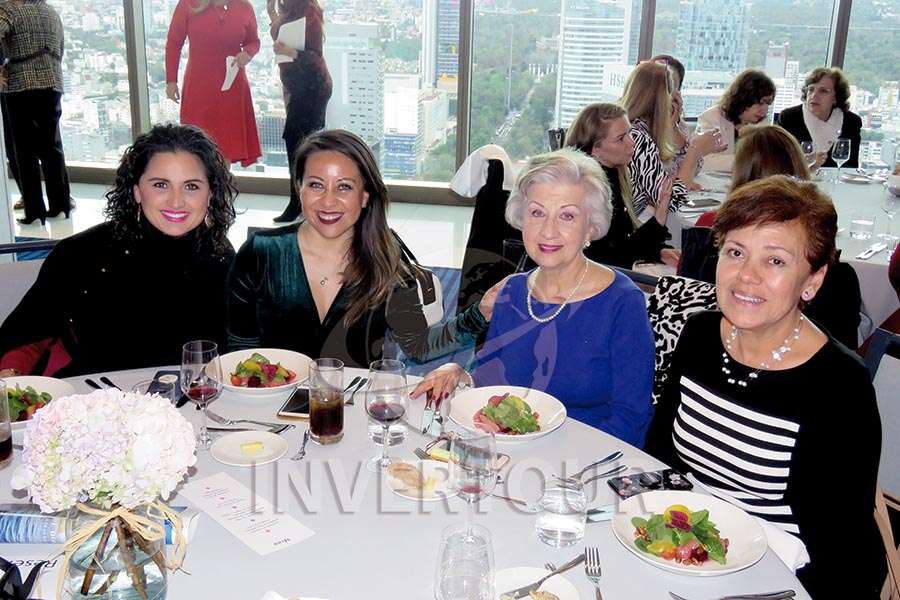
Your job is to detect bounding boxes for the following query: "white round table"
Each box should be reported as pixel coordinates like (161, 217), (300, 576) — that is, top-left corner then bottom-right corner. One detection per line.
(2, 367), (812, 599)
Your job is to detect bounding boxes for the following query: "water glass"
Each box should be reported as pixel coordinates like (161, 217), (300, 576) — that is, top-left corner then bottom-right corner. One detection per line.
(434, 523), (495, 600)
(309, 358), (344, 445)
(0, 382), (11, 469)
(880, 187), (900, 250)
(849, 211), (876, 240)
(132, 377), (178, 404)
(535, 479), (587, 547)
(800, 141), (817, 169)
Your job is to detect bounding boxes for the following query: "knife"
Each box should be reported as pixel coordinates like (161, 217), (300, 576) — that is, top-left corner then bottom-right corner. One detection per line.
(207, 424), (294, 434)
(421, 392), (439, 435)
(498, 553), (585, 599)
(856, 242), (888, 260)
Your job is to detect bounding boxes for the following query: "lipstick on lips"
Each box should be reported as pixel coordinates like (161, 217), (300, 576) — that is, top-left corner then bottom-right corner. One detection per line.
(732, 289), (764, 305)
(538, 243), (563, 253)
(317, 211), (343, 225)
(161, 210), (189, 223)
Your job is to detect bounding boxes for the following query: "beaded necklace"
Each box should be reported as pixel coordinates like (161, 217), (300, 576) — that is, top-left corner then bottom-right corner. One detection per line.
(721, 315), (805, 387)
(526, 258), (589, 324)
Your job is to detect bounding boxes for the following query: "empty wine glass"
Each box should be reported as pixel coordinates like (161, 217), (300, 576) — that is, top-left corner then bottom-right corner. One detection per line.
(880, 186), (900, 249)
(448, 431), (497, 537)
(433, 523), (495, 600)
(180, 340), (223, 450)
(832, 138), (851, 182)
(800, 141), (817, 170)
(365, 359), (407, 472)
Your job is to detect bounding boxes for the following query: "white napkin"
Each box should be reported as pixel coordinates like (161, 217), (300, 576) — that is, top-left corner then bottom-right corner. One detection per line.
(221, 56), (240, 91)
(754, 516), (810, 572)
(450, 144), (515, 197)
(276, 17), (306, 65)
(260, 592), (330, 600)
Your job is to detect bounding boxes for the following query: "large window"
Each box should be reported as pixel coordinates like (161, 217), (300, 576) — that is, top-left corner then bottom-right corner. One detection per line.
(57, 0), (133, 166)
(144, 0), (458, 183)
(844, 0), (900, 168)
(652, 0), (835, 118)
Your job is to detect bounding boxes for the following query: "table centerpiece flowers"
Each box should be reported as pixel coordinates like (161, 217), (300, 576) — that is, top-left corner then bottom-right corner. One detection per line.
(10, 388), (196, 600)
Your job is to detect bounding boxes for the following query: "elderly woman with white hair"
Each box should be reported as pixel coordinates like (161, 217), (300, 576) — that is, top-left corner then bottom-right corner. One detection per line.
(412, 148), (656, 447)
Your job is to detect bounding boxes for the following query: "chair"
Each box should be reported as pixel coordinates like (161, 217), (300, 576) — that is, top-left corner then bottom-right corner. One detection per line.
(876, 486), (900, 600)
(646, 275), (717, 402)
(865, 328), (900, 381)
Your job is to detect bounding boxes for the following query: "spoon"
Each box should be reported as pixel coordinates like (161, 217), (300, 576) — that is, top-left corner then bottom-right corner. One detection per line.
(291, 430), (310, 461)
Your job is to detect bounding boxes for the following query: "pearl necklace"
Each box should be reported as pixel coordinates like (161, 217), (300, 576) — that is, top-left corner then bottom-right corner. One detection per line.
(721, 315), (805, 387)
(526, 258), (589, 323)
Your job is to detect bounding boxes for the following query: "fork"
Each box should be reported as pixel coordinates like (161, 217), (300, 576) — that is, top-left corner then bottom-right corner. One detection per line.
(291, 430), (310, 461)
(584, 546), (602, 600)
(668, 592), (795, 600)
(413, 447), (430, 460)
(205, 410), (286, 429)
(345, 377), (367, 405)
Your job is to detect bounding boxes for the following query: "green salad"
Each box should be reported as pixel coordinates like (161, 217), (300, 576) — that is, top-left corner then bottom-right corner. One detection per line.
(473, 393), (540, 435)
(632, 504), (729, 566)
(7, 385), (52, 423)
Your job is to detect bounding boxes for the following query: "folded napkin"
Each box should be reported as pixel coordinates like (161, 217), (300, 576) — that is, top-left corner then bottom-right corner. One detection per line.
(260, 592), (330, 600)
(754, 516), (810, 573)
(450, 144), (515, 197)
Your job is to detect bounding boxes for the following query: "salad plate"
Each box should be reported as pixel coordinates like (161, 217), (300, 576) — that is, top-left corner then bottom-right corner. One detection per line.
(219, 348), (311, 399)
(2, 376), (75, 430)
(611, 490), (767, 576)
(448, 386), (566, 442)
(494, 567), (578, 600)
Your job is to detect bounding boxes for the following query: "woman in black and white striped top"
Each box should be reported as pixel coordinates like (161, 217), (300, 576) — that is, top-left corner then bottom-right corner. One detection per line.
(647, 175), (883, 599)
(620, 62), (722, 218)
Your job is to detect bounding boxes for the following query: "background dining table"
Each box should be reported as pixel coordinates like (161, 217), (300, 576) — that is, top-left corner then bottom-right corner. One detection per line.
(670, 168), (900, 335)
(1, 366), (812, 599)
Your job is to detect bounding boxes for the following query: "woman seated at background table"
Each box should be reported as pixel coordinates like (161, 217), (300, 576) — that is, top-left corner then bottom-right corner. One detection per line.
(776, 67), (862, 169)
(412, 149), (655, 448)
(0, 124), (236, 377)
(226, 129), (492, 368)
(648, 54), (690, 178)
(622, 62), (722, 221)
(646, 175), (883, 598)
(697, 69), (776, 173)
(567, 102), (680, 269)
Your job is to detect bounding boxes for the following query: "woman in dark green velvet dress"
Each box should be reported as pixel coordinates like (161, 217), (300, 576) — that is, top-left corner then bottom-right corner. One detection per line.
(226, 129), (498, 368)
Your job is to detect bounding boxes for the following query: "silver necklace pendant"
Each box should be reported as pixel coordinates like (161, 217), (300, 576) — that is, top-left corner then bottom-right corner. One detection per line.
(319, 276), (328, 287)
(721, 315), (805, 387)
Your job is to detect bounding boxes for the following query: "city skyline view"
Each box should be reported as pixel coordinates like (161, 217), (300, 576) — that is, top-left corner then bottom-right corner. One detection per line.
(50, 0), (899, 186)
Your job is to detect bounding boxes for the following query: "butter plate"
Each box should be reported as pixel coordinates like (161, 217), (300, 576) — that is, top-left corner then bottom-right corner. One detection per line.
(211, 431), (288, 467)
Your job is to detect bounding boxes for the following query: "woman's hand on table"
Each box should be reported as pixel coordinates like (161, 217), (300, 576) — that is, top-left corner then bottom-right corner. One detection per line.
(0, 368), (17, 378)
(478, 275), (510, 320)
(409, 364), (470, 404)
(273, 41), (298, 60)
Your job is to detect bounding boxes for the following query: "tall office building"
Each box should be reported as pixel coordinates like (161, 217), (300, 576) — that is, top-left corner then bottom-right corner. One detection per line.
(421, 0), (459, 87)
(324, 23), (385, 152)
(554, 0), (629, 128)
(676, 0), (749, 73)
(383, 74), (423, 178)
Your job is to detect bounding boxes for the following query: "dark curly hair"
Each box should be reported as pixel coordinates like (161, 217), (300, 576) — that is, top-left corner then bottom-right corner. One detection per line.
(103, 124), (237, 254)
(719, 69), (776, 125)
(801, 67), (851, 113)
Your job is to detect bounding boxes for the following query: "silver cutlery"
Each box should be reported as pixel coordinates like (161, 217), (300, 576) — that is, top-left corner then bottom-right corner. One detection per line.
(669, 591), (795, 600)
(84, 378), (102, 390)
(291, 430), (310, 461)
(345, 377), (367, 406)
(421, 394), (437, 434)
(413, 447), (431, 460)
(544, 562), (556, 571)
(585, 546), (603, 600)
(498, 553), (585, 599)
(342, 376), (362, 405)
(99, 376), (121, 390)
(207, 424), (293, 434)
(856, 242), (888, 260)
(12, 443), (22, 451)
(580, 464), (628, 484)
(205, 410), (287, 430)
(555, 451), (623, 482)
(490, 492), (540, 513)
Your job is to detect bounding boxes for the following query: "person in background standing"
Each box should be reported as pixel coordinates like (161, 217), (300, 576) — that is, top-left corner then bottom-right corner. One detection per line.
(0, 0), (71, 225)
(0, 46), (21, 210)
(267, 0), (332, 224)
(166, 0), (262, 167)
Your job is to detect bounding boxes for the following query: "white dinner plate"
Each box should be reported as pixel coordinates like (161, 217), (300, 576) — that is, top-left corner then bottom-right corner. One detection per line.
(219, 348), (311, 399)
(448, 386), (566, 442)
(2, 376), (76, 430)
(210, 431), (288, 467)
(611, 490), (767, 577)
(386, 459), (456, 502)
(494, 567), (579, 600)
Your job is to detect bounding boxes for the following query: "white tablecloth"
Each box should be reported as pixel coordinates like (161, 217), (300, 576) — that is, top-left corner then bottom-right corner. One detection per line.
(2, 367), (812, 599)
(670, 169), (900, 331)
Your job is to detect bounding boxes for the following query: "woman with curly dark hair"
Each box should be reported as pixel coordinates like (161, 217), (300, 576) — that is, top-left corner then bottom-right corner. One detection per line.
(777, 67), (862, 169)
(697, 69), (776, 173)
(0, 124), (237, 376)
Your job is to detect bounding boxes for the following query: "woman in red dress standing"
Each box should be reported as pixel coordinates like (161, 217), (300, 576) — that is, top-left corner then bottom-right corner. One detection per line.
(165, 0), (262, 167)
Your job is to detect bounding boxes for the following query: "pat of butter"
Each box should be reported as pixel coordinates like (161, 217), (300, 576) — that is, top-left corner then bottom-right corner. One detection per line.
(240, 441), (265, 455)
(428, 447), (450, 462)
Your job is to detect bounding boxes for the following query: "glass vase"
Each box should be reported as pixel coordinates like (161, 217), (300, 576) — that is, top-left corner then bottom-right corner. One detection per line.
(64, 503), (168, 600)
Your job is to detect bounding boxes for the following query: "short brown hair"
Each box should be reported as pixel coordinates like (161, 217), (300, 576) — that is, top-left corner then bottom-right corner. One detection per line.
(801, 67), (851, 112)
(714, 175), (837, 271)
(719, 69), (776, 124)
(731, 124), (810, 191)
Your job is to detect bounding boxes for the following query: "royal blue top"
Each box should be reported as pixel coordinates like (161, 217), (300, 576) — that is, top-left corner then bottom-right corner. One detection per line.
(472, 269), (655, 447)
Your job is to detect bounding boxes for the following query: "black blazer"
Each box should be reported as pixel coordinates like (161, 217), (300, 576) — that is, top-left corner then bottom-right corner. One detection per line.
(777, 104), (862, 169)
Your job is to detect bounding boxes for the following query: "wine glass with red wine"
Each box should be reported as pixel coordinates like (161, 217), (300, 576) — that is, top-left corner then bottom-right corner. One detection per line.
(365, 359), (407, 472)
(448, 431), (497, 536)
(180, 340), (223, 450)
